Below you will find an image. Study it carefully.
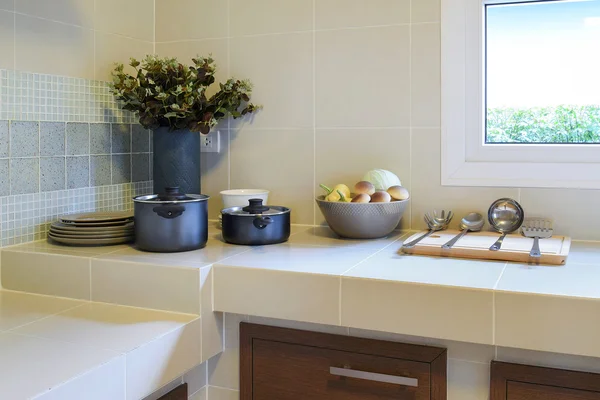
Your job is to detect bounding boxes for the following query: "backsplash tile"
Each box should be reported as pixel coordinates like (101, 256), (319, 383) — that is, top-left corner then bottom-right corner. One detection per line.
(10, 158), (39, 194)
(90, 123), (112, 154)
(40, 157), (66, 192)
(132, 153), (150, 183)
(111, 123), (131, 154)
(0, 159), (8, 196)
(66, 156), (90, 189)
(112, 154), (131, 184)
(66, 122), (90, 155)
(0, 181), (152, 246)
(131, 125), (150, 153)
(40, 122), (65, 156)
(0, 120), (8, 157)
(90, 155), (112, 187)
(0, 70), (136, 124)
(9, 121), (39, 157)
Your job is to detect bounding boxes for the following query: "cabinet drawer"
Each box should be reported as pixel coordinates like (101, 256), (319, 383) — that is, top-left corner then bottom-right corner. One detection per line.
(241, 323), (447, 400)
(492, 361), (600, 400)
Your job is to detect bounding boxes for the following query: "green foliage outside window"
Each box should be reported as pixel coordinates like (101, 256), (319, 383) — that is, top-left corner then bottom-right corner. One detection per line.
(486, 105), (600, 143)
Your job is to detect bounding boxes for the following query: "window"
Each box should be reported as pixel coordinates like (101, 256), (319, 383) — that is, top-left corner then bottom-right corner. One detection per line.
(442, 0), (600, 188)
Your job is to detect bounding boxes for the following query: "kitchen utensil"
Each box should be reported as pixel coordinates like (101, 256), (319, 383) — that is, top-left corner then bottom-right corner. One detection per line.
(402, 230), (570, 265)
(442, 212), (484, 249)
(488, 198), (524, 251)
(403, 210), (453, 249)
(133, 187), (209, 252)
(59, 211), (133, 224)
(48, 234), (133, 246)
(222, 199), (290, 245)
(521, 218), (554, 258)
(220, 189), (269, 209)
(316, 196), (408, 239)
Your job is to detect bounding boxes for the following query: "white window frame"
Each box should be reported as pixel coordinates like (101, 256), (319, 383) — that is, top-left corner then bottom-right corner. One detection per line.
(441, 0), (600, 189)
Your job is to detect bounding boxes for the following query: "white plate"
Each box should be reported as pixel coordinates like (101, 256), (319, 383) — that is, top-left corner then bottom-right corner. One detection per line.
(48, 234), (134, 246)
(59, 220), (134, 227)
(50, 227), (134, 236)
(51, 221), (134, 231)
(49, 230), (134, 239)
(60, 211), (133, 223)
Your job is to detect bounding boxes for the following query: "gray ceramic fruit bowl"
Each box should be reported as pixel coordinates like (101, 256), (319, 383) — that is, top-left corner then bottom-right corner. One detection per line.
(315, 195), (409, 239)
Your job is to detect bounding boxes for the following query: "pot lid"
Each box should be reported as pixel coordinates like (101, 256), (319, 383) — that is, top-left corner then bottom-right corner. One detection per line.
(134, 186), (209, 204)
(222, 198), (290, 216)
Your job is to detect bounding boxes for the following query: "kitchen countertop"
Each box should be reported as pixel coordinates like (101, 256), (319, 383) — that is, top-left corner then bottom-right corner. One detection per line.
(2, 224), (600, 398)
(0, 290), (200, 400)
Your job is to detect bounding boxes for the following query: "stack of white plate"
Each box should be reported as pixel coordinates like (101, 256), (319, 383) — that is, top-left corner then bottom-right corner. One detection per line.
(48, 212), (134, 246)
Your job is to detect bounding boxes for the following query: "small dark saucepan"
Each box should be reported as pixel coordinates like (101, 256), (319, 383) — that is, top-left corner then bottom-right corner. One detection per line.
(222, 199), (291, 245)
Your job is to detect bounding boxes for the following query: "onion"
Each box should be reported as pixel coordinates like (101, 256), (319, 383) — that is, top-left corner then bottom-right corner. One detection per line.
(387, 185), (409, 201)
(351, 193), (371, 203)
(370, 191), (392, 203)
(354, 181), (375, 195)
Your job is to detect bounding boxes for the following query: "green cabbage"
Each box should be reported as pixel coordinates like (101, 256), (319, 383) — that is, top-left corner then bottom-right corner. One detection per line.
(363, 169), (401, 191)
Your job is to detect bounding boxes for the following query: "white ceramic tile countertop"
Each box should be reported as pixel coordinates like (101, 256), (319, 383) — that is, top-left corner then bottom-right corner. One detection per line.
(0, 290), (200, 400)
(3, 224), (600, 395)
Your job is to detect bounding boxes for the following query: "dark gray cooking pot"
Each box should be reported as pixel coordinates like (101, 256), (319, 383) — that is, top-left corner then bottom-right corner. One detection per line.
(222, 199), (291, 245)
(134, 187), (209, 252)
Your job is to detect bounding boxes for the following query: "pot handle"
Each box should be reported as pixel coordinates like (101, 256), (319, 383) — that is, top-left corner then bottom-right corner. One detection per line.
(153, 205), (186, 219)
(253, 216), (273, 230)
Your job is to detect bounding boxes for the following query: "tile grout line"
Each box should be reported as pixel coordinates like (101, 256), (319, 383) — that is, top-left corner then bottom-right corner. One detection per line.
(408, 0), (413, 232)
(312, 0), (316, 225)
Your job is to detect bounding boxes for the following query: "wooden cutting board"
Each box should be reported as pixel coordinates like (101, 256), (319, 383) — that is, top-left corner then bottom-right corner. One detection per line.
(401, 230), (571, 265)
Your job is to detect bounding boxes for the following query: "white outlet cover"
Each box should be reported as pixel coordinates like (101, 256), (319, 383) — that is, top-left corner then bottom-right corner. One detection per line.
(201, 131), (220, 153)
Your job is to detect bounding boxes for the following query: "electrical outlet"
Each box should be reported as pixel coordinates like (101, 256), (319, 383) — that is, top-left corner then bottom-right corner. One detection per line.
(201, 130), (220, 153)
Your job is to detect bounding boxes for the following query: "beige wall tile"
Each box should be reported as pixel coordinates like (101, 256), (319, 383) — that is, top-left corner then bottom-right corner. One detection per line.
(16, 0), (94, 28)
(411, 23), (440, 127)
(201, 267), (224, 361)
(316, 0), (410, 29)
(214, 266), (341, 326)
(495, 292), (600, 358)
(207, 386), (239, 400)
(496, 347), (600, 374)
(315, 128), (411, 227)
(91, 259), (200, 314)
(411, 128), (519, 230)
(95, 0), (154, 41)
(520, 188), (600, 240)
(127, 319), (202, 400)
(208, 348), (239, 390)
(143, 377), (183, 400)
(229, 0), (312, 36)
(35, 356), (125, 400)
(411, 0), (440, 23)
(0, 11), (14, 69)
(190, 387), (207, 400)
(249, 315), (348, 336)
(184, 362), (208, 395)
(229, 33), (313, 129)
(341, 277), (494, 345)
(15, 14), (94, 79)
(230, 129), (314, 224)
(0, 0), (12, 11)
(316, 26), (410, 128)
(447, 359), (490, 400)
(201, 130), (230, 219)
(95, 31), (153, 82)
(155, 39), (229, 99)
(1, 251), (90, 300)
(155, 0), (227, 41)
(224, 313), (249, 349)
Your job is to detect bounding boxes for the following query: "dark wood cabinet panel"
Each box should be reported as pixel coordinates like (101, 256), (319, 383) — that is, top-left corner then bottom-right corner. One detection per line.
(157, 383), (187, 400)
(492, 361), (600, 400)
(241, 322), (447, 400)
(507, 381), (600, 400)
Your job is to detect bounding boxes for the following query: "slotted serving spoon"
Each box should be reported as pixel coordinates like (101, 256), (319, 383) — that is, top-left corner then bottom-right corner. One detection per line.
(521, 218), (553, 258)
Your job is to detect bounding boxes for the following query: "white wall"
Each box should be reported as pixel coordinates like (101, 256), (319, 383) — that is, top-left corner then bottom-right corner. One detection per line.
(155, 0), (600, 241)
(0, 0), (154, 81)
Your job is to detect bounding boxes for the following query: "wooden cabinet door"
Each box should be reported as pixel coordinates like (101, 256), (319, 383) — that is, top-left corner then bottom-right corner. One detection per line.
(492, 361), (600, 400)
(253, 338), (431, 400)
(507, 381), (600, 400)
(241, 323), (447, 400)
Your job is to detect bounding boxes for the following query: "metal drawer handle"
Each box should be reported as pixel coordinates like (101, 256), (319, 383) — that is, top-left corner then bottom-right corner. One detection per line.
(329, 367), (418, 387)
